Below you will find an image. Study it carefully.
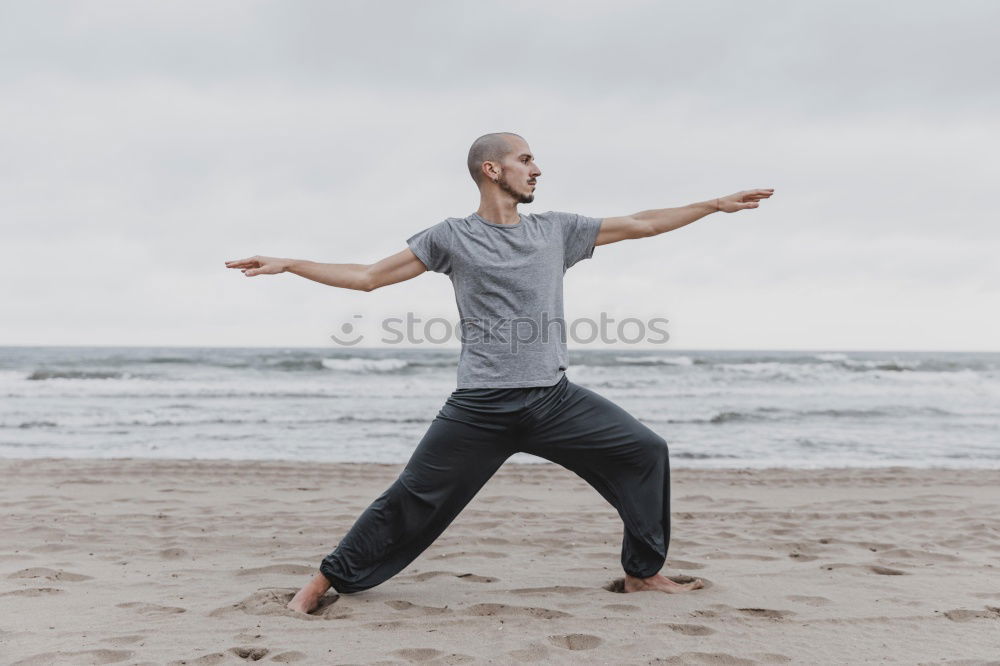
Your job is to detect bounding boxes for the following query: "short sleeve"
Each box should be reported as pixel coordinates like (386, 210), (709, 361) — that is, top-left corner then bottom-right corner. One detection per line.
(406, 220), (453, 274)
(552, 211), (603, 270)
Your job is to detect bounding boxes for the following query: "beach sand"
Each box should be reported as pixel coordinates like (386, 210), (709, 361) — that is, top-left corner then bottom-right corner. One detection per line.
(1, 458), (998, 664)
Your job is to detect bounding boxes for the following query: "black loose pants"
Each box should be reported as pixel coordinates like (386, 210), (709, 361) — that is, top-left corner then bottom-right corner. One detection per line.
(319, 374), (671, 593)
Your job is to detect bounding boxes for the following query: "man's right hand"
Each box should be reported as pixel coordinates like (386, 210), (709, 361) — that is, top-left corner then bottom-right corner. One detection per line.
(224, 248), (427, 291)
(224, 255), (289, 277)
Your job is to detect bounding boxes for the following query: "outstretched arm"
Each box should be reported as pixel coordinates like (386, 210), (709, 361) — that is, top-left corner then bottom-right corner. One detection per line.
(224, 248), (427, 292)
(595, 188), (774, 246)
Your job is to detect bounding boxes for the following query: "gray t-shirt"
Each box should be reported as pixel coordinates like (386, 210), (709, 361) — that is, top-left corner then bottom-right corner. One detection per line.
(406, 210), (603, 388)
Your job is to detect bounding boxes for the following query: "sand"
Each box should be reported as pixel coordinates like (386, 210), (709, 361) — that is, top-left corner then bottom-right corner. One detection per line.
(1, 458), (998, 665)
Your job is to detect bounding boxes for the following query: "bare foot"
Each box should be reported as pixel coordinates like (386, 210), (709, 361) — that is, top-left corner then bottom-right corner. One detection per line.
(623, 572), (704, 593)
(286, 572), (333, 613)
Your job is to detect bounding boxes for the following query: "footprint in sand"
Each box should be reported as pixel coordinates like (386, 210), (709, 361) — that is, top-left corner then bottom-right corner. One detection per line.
(12, 649), (133, 665)
(0, 587), (63, 597)
(116, 601), (186, 616)
(464, 603), (570, 619)
(385, 599), (452, 615)
(942, 606), (1000, 622)
(786, 595), (833, 607)
(603, 603), (640, 612)
(392, 647), (475, 662)
(99, 635), (146, 646)
(507, 645), (552, 662)
(736, 607), (793, 620)
(454, 572), (496, 582)
(547, 633), (602, 650)
(7, 567), (92, 582)
(158, 548), (188, 559)
(229, 646), (270, 661)
(697, 603), (794, 621)
(663, 623), (716, 635)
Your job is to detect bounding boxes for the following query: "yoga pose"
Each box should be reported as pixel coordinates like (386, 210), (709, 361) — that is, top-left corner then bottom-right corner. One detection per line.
(225, 132), (773, 613)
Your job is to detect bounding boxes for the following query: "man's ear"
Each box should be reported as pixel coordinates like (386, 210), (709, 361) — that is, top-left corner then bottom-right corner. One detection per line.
(482, 161), (500, 183)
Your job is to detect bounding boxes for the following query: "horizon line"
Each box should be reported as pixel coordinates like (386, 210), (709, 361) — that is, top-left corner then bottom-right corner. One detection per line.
(0, 344), (997, 354)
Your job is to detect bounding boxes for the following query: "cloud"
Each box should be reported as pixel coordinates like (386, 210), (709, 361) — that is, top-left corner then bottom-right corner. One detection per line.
(1, 1), (996, 349)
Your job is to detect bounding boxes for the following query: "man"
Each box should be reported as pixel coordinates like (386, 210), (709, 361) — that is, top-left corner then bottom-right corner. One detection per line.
(225, 132), (773, 614)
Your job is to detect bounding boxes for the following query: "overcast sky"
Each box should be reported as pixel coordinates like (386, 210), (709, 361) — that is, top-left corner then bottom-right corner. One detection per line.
(1, 0), (997, 351)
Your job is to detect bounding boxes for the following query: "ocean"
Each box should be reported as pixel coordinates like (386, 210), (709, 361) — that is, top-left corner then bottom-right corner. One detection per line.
(1, 346), (997, 468)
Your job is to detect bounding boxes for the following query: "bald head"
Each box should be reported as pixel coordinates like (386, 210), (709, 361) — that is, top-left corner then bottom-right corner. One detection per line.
(467, 132), (524, 187)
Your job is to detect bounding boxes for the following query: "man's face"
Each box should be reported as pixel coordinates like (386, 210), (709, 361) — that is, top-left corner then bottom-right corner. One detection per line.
(495, 137), (541, 204)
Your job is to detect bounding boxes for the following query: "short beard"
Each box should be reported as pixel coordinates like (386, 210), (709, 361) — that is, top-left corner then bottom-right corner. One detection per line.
(496, 170), (534, 204)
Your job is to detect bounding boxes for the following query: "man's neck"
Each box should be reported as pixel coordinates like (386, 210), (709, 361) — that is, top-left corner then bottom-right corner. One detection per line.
(476, 202), (521, 226)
